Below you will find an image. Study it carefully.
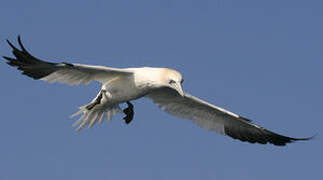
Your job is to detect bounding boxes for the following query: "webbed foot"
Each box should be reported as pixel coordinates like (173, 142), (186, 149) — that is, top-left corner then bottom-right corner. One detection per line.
(123, 101), (134, 124)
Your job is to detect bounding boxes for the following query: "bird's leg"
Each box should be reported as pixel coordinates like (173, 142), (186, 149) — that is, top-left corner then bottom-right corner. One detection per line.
(85, 89), (108, 110)
(123, 101), (134, 124)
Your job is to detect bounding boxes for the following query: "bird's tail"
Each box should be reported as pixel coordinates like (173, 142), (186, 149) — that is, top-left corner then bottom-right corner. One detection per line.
(70, 104), (122, 131)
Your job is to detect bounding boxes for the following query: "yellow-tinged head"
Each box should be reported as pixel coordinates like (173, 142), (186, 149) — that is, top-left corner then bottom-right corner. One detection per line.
(160, 68), (184, 97)
(134, 67), (185, 96)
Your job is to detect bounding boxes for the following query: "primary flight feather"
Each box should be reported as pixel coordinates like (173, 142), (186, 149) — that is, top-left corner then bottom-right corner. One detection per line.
(3, 36), (312, 146)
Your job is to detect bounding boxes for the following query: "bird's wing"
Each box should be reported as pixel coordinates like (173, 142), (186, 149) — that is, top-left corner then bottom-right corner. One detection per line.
(3, 36), (133, 85)
(147, 88), (311, 146)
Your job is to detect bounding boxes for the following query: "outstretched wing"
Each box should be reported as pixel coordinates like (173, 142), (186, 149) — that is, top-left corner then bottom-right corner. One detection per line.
(3, 36), (133, 85)
(147, 88), (311, 146)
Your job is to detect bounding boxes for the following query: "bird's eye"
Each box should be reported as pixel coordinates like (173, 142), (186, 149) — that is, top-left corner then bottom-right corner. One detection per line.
(169, 80), (176, 84)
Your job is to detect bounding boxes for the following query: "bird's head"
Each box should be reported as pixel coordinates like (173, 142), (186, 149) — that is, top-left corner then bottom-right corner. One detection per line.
(160, 68), (184, 97)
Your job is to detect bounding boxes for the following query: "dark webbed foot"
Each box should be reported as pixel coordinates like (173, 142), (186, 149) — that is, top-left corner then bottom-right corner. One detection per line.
(123, 101), (134, 124)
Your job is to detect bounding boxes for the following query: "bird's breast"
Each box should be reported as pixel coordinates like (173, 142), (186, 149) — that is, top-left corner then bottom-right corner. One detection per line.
(102, 76), (149, 104)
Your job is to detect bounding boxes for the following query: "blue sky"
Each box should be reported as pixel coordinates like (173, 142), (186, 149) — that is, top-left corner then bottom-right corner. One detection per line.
(0, 0), (322, 179)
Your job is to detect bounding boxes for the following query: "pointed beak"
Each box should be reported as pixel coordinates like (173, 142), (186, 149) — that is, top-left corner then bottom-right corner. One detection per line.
(172, 83), (184, 97)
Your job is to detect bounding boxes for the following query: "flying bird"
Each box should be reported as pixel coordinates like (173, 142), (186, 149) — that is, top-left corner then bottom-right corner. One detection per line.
(3, 36), (312, 146)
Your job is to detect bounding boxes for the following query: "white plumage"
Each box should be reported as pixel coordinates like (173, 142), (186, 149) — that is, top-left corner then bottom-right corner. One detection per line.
(3, 36), (312, 146)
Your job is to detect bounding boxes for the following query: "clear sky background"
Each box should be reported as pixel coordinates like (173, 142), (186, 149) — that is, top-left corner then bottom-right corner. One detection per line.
(0, 0), (322, 179)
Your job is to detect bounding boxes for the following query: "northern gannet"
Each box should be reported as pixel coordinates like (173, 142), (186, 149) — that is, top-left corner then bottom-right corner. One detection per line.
(3, 36), (312, 146)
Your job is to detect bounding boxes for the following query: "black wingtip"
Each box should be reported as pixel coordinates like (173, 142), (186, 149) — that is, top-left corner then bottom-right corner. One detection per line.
(299, 133), (317, 141)
(265, 130), (314, 146)
(286, 132), (317, 142)
(17, 35), (27, 52)
(6, 39), (18, 50)
(3, 56), (10, 64)
(3, 56), (12, 61)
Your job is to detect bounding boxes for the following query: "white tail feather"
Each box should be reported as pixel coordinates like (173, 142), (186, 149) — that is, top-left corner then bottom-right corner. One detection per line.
(107, 111), (112, 122)
(70, 108), (86, 118)
(70, 104), (122, 131)
(72, 113), (87, 127)
(88, 111), (100, 128)
(98, 111), (105, 124)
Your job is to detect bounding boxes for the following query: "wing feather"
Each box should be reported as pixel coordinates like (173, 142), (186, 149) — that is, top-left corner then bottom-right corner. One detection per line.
(3, 36), (133, 85)
(147, 88), (312, 146)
